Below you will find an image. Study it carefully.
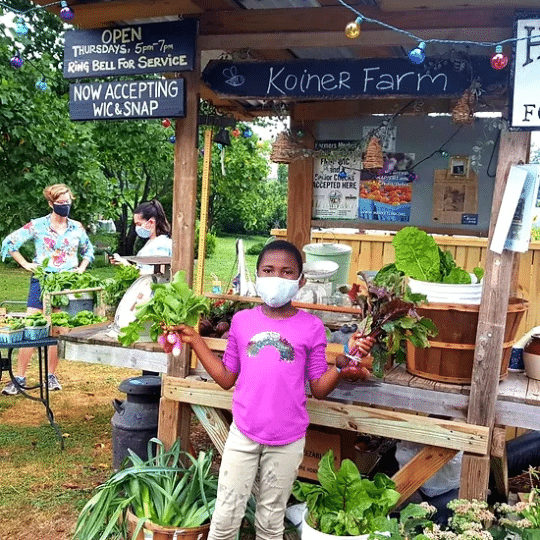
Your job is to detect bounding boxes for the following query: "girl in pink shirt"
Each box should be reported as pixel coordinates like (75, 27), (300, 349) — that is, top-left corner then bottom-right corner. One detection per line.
(178, 240), (373, 540)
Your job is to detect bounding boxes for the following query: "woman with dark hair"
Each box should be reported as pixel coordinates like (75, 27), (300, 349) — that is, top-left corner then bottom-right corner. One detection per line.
(112, 199), (172, 274)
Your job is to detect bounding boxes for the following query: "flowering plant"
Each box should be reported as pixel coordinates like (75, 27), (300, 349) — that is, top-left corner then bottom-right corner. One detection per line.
(373, 499), (494, 540)
(494, 467), (540, 539)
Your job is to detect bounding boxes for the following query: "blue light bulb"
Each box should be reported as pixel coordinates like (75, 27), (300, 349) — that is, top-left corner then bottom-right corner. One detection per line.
(242, 128), (252, 138)
(15, 18), (28, 35)
(59, 1), (75, 21)
(36, 78), (48, 91)
(338, 170), (347, 179)
(408, 42), (426, 65)
(10, 54), (24, 68)
(169, 135), (176, 144)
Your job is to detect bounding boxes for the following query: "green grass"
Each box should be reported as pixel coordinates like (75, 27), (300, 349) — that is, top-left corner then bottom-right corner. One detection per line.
(0, 234), (269, 306)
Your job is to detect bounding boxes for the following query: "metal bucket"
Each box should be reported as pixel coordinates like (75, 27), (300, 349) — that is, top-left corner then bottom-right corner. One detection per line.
(111, 375), (162, 470)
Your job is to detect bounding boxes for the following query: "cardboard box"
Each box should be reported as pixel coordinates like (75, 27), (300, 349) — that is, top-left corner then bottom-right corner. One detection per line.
(297, 428), (342, 480)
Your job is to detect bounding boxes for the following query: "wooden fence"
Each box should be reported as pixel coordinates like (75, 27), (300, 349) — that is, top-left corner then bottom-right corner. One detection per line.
(272, 229), (540, 340)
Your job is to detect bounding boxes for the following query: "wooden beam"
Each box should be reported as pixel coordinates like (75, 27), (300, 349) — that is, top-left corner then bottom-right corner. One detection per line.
(460, 130), (531, 499)
(162, 376), (490, 454)
(38, 0), (203, 28)
(157, 43), (201, 452)
(199, 27), (511, 51)
(381, 0), (539, 11)
(294, 99), (454, 120)
(287, 112), (314, 256)
(490, 426), (509, 497)
(199, 7), (515, 35)
(392, 446), (458, 507)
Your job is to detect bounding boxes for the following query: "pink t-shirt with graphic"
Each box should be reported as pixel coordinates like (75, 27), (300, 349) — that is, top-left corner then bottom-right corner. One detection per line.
(222, 306), (328, 446)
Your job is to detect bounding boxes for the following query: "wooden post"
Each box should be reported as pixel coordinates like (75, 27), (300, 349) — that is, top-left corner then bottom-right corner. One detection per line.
(459, 130), (531, 500)
(287, 106), (315, 254)
(157, 37), (201, 451)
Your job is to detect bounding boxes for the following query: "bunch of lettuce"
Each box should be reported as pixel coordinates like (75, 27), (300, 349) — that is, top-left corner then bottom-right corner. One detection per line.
(383, 226), (484, 284)
(292, 451), (400, 536)
(118, 271), (209, 347)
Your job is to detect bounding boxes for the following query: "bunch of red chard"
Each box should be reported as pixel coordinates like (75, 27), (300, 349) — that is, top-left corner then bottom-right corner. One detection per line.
(347, 271), (438, 378)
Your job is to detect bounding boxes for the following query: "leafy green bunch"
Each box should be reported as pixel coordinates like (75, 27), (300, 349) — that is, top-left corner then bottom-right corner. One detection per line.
(292, 451), (401, 536)
(50, 310), (107, 328)
(349, 271), (438, 377)
(73, 438), (218, 540)
(387, 227), (484, 284)
(103, 264), (141, 309)
(118, 271), (209, 347)
(34, 260), (104, 308)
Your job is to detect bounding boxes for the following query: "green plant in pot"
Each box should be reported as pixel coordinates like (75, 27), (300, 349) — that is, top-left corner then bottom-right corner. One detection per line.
(291, 450), (400, 538)
(73, 438), (218, 540)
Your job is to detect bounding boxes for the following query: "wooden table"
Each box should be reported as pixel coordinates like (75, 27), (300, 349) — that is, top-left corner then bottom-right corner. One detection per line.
(58, 324), (540, 430)
(57, 322), (168, 373)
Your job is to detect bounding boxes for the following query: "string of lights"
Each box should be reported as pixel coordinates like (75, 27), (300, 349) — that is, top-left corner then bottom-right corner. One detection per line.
(336, 0), (535, 69)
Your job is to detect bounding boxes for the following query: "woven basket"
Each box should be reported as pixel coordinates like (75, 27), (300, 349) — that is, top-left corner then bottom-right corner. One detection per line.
(363, 136), (384, 170)
(270, 131), (305, 164)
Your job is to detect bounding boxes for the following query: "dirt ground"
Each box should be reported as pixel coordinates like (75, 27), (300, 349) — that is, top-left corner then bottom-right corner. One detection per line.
(0, 359), (218, 540)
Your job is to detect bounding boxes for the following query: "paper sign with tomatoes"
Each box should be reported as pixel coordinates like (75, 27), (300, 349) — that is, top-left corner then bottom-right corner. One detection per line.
(359, 167), (415, 222)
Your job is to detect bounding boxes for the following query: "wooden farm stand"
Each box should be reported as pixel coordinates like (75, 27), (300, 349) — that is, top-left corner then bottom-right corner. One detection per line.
(35, 0), (539, 500)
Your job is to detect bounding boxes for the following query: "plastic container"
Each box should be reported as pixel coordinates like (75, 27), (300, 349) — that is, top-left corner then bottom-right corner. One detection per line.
(407, 274), (482, 305)
(303, 243), (352, 290)
(303, 260), (339, 281)
(0, 327), (25, 345)
(23, 324), (50, 341)
(111, 375), (162, 470)
(61, 293), (94, 316)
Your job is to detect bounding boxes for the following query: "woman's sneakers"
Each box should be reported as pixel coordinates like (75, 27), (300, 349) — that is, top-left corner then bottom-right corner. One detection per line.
(47, 374), (62, 391)
(1, 376), (26, 395)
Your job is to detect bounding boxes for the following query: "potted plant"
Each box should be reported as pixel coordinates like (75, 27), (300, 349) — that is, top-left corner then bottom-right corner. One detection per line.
(494, 467), (540, 540)
(375, 226), (527, 384)
(73, 438), (218, 540)
(291, 450), (400, 539)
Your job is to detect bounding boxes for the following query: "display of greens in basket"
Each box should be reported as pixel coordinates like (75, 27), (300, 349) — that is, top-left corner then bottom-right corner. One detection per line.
(50, 310), (107, 328)
(118, 271), (209, 348)
(380, 226), (484, 284)
(0, 317), (25, 330)
(34, 259), (104, 308)
(24, 313), (48, 327)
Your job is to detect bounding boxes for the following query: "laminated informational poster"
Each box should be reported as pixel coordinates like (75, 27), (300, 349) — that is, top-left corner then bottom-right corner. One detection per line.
(312, 141), (362, 220)
(491, 164), (540, 253)
(358, 154), (415, 222)
(432, 169), (478, 225)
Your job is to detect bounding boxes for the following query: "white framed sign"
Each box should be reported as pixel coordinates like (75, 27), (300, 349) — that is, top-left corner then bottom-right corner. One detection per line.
(510, 16), (540, 130)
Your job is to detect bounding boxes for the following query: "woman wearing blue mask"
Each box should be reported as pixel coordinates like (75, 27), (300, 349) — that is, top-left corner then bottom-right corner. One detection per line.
(111, 199), (172, 275)
(1, 183), (94, 395)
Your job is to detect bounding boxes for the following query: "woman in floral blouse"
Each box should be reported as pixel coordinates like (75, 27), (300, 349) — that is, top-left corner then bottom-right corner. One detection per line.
(1, 184), (94, 395)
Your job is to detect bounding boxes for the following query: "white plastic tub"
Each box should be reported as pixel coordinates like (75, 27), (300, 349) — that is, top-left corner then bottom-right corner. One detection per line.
(407, 275), (482, 305)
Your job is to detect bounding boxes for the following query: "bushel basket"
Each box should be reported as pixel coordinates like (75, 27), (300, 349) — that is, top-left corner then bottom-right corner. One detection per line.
(406, 297), (528, 384)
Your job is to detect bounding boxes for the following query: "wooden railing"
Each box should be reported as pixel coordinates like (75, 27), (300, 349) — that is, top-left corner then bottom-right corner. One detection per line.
(272, 229), (540, 339)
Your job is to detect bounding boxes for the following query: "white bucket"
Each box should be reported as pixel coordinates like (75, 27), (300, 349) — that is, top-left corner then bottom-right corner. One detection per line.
(301, 512), (370, 540)
(408, 274), (482, 305)
(303, 243), (352, 290)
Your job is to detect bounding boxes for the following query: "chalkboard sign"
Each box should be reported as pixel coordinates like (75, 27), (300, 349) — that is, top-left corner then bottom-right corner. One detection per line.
(64, 19), (197, 79)
(203, 56), (506, 99)
(69, 79), (185, 121)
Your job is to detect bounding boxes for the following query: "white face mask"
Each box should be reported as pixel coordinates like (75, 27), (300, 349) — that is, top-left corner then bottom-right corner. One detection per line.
(255, 276), (301, 308)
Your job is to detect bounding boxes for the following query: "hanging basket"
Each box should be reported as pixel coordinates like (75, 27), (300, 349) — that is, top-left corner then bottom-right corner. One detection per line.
(362, 136), (384, 170)
(452, 89), (476, 125)
(270, 131), (305, 164)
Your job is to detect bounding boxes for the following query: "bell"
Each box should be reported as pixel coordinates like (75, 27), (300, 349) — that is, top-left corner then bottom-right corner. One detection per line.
(213, 128), (231, 146)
